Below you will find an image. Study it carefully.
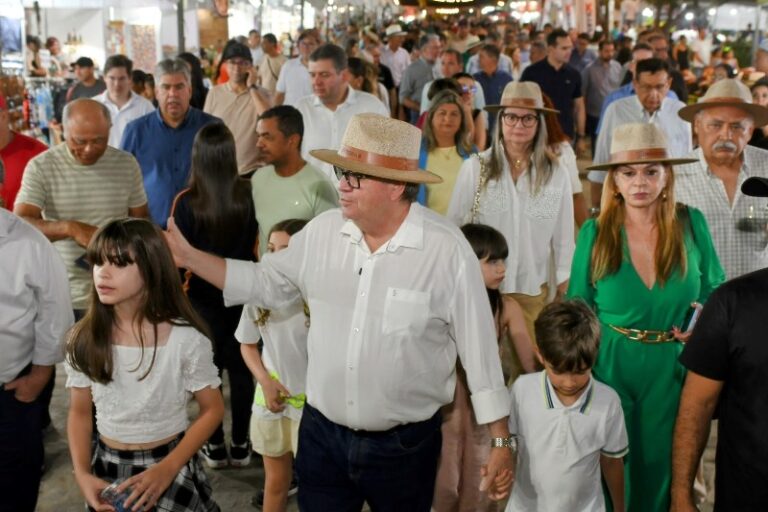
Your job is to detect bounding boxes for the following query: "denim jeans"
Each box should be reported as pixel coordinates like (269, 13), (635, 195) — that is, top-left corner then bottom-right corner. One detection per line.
(296, 403), (442, 511)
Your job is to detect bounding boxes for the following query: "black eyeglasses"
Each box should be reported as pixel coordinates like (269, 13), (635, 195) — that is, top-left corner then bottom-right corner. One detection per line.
(334, 166), (366, 189)
(500, 113), (538, 128)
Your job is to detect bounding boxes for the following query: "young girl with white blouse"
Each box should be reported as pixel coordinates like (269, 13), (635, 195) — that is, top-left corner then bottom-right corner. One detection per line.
(237, 219), (309, 512)
(65, 218), (224, 512)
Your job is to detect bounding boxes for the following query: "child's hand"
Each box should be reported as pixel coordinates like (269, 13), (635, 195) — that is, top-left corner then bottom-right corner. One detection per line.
(74, 472), (115, 512)
(262, 378), (291, 413)
(119, 460), (177, 511)
(479, 447), (515, 500)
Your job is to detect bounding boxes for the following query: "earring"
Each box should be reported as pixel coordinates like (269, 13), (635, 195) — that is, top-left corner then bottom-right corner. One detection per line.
(661, 190), (668, 201)
(613, 191), (621, 199)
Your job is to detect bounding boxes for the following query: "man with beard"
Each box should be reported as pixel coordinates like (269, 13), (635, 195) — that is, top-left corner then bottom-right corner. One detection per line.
(674, 79), (768, 279)
(121, 58), (220, 227)
(204, 41), (271, 176)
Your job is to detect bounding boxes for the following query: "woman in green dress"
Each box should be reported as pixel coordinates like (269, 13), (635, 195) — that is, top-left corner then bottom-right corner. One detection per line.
(567, 124), (725, 512)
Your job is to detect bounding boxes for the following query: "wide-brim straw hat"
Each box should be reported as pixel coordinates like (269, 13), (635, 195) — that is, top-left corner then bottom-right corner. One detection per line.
(586, 123), (698, 171)
(465, 36), (483, 51)
(485, 81), (559, 114)
(310, 114), (442, 184)
(678, 78), (768, 127)
(385, 24), (407, 38)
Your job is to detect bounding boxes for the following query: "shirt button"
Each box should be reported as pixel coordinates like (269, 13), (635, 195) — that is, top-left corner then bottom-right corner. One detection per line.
(360, 292), (366, 297)
(354, 327), (359, 333)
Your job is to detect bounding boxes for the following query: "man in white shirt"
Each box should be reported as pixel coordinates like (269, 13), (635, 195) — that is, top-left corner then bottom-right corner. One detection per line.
(165, 113), (513, 512)
(295, 44), (389, 182)
(466, 32), (514, 76)
(691, 27), (712, 78)
(274, 30), (319, 107)
(675, 79), (768, 279)
(588, 58), (691, 205)
(380, 24), (410, 88)
(248, 29), (265, 68)
(0, 208), (73, 511)
(94, 55), (154, 147)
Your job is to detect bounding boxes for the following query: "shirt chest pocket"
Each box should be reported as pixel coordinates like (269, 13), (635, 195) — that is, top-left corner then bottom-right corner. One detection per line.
(525, 188), (562, 220)
(381, 288), (431, 337)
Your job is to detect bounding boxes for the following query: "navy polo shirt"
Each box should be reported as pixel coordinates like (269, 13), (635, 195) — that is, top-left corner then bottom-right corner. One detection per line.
(473, 70), (513, 134)
(520, 59), (582, 138)
(120, 108), (220, 227)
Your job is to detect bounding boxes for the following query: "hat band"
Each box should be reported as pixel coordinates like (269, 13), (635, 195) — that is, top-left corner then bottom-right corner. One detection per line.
(700, 96), (750, 105)
(610, 147), (669, 163)
(339, 145), (418, 172)
(499, 98), (540, 109)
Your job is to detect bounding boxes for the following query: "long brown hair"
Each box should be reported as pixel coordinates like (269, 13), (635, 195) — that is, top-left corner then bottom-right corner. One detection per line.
(186, 123), (253, 248)
(66, 218), (210, 384)
(592, 165), (687, 285)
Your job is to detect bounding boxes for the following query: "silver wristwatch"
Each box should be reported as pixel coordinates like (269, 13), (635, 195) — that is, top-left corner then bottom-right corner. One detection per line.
(490, 435), (518, 451)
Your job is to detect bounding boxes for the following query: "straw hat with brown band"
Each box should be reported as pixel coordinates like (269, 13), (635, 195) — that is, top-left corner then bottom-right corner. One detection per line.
(310, 113), (442, 184)
(586, 123), (698, 171)
(484, 81), (559, 114)
(678, 78), (768, 127)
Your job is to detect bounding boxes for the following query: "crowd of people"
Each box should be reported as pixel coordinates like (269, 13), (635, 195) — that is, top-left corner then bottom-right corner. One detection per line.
(3, 14), (768, 512)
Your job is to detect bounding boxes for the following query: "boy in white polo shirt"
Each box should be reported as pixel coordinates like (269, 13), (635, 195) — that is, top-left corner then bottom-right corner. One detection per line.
(506, 300), (627, 512)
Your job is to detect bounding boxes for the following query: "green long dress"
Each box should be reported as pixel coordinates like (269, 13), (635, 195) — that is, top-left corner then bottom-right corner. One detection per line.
(567, 206), (725, 512)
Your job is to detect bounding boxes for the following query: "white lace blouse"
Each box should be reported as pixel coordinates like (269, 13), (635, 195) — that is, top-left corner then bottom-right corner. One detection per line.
(65, 324), (221, 444)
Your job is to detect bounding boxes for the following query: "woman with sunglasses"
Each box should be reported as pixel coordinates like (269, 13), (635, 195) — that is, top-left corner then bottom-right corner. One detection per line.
(447, 81), (575, 346)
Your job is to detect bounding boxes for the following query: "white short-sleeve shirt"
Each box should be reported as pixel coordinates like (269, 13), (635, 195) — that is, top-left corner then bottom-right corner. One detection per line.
(506, 372), (628, 512)
(235, 300), (309, 422)
(275, 57), (313, 106)
(65, 324), (221, 444)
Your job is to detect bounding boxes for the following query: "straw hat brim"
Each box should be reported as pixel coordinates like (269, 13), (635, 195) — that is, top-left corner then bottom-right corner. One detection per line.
(310, 149), (443, 184)
(465, 40), (484, 51)
(678, 101), (768, 127)
(586, 156), (699, 171)
(484, 104), (559, 114)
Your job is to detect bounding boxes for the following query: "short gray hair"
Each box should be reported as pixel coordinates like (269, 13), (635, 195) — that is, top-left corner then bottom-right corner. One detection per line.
(62, 98), (112, 136)
(419, 34), (439, 50)
(155, 58), (191, 84)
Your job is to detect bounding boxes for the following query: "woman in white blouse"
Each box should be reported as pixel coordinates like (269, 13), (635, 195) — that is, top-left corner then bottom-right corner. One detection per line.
(447, 81), (575, 344)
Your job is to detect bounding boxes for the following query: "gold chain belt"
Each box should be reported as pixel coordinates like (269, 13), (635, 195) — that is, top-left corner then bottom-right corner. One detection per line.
(608, 324), (677, 343)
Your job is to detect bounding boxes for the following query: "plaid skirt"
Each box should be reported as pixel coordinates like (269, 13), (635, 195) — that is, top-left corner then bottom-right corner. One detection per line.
(89, 434), (220, 512)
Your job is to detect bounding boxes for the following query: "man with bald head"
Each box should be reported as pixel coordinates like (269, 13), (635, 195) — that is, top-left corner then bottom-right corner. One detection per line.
(15, 98), (149, 316)
(674, 79), (768, 279)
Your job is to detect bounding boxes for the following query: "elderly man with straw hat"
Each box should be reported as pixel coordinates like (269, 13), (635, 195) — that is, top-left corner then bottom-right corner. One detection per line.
(568, 123), (724, 512)
(164, 113), (514, 511)
(674, 78), (768, 280)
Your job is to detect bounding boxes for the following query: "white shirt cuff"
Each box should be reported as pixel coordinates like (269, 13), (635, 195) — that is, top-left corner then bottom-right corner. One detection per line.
(470, 387), (512, 425)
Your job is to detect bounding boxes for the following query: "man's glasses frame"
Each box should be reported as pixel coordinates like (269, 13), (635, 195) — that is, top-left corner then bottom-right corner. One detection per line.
(334, 166), (367, 189)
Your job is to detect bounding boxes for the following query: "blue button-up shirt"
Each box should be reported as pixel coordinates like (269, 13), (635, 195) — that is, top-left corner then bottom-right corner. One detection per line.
(121, 108), (220, 227)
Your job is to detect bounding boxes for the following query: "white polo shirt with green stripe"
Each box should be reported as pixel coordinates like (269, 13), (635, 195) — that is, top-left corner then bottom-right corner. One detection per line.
(16, 144), (147, 309)
(506, 371), (629, 511)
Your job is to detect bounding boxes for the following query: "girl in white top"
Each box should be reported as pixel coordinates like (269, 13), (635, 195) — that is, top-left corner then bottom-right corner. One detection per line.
(446, 81), (575, 343)
(65, 218), (223, 512)
(237, 219), (309, 512)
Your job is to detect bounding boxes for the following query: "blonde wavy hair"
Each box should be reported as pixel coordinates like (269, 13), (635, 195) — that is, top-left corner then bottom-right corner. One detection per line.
(592, 165), (687, 286)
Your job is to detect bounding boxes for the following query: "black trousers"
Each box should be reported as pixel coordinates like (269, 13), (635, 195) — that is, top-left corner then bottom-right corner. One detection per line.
(0, 371), (45, 512)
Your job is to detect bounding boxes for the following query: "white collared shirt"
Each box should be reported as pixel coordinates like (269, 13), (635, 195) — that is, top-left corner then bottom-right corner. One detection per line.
(588, 95), (692, 183)
(223, 205), (510, 431)
(675, 145), (768, 279)
(0, 209), (73, 383)
(275, 57), (312, 106)
(447, 149), (575, 296)
(295, 86), (389, 182)
(94, 91), (155, 148)
(506, 372), (628, 512)
(380, 45), (411, 87)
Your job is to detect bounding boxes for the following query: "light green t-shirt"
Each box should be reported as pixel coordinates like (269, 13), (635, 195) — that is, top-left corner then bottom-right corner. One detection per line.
(16, 144), (147, 309)
(250, 163), (338, 255)
(425, 146), (465, 215)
